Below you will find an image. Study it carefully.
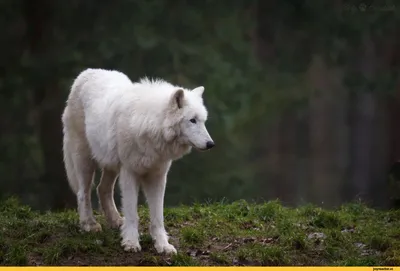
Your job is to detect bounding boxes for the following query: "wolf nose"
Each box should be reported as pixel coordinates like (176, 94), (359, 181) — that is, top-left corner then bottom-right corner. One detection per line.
(206, 141), (215, 149)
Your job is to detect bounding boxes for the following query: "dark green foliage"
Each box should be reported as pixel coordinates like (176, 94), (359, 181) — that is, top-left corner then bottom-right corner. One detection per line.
(1, 0), (399, 210)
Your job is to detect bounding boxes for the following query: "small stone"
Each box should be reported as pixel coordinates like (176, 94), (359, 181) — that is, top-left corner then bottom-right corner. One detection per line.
(307, 232), (326, 240)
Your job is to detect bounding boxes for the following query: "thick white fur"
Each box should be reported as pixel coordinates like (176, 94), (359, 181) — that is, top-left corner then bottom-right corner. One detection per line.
(62, 68), (213, 254)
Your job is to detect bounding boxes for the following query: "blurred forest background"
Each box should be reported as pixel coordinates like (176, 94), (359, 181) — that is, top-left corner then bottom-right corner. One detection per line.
(1, 0), (399, 211)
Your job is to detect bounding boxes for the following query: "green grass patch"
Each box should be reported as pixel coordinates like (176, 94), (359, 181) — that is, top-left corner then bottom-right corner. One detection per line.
(0, 197), (398, 266)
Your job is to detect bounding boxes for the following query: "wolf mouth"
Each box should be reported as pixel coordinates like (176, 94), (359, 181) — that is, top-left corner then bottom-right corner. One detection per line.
(192, 145), (208, 152)
(189, 143), (207, 151)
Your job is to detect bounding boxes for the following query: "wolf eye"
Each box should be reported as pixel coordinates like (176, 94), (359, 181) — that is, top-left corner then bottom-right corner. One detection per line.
(189, 118), (197, 124)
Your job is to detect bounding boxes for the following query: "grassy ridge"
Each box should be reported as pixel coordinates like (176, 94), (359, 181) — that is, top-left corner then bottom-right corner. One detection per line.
(0, 197), (399, 266)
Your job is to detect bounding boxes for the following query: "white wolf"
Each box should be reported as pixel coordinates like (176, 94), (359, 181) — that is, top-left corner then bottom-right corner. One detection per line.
(62, 68), (214, 254)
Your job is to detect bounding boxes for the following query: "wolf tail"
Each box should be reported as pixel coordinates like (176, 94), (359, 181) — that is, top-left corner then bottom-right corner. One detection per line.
(62, 110), (79, 195)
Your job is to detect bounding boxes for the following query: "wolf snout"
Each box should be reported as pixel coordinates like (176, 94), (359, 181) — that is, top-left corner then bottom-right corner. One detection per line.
(206, 141), (215, 150)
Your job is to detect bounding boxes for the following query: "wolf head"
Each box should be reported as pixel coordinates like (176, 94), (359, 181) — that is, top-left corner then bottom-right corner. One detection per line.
(165, 86), (215, 151)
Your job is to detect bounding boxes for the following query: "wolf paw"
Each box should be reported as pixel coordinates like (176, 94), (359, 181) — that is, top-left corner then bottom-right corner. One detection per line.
(122, 239), (141, 252)
(80, 221), (102, 232)
(155, 242), (177, 255)
(109, 217), (125, 229)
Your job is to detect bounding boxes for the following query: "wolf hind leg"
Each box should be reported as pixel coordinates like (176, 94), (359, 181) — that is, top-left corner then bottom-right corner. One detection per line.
(97, 168), (124, 229)
(69, 137), (101, 232)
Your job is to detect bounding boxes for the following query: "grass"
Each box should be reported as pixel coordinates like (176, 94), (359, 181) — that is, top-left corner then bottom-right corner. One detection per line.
(0, 197), (399, 266)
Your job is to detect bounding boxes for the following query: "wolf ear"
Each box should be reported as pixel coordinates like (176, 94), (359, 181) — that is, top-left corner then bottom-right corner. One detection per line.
(171, 88), (185, 109)
(192, 86), (204, 97)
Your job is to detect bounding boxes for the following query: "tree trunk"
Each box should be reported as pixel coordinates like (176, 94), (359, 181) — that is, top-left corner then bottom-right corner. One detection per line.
(277, 109), (300, 205)
(307, 55), (346, 207)
(349, 32), (377, 202)
(23, 0), (75, 210)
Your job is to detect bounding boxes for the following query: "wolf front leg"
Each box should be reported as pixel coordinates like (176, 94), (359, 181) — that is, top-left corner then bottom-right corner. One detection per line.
(142, 167), (177, 255)
(119, 167), (141, 252)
